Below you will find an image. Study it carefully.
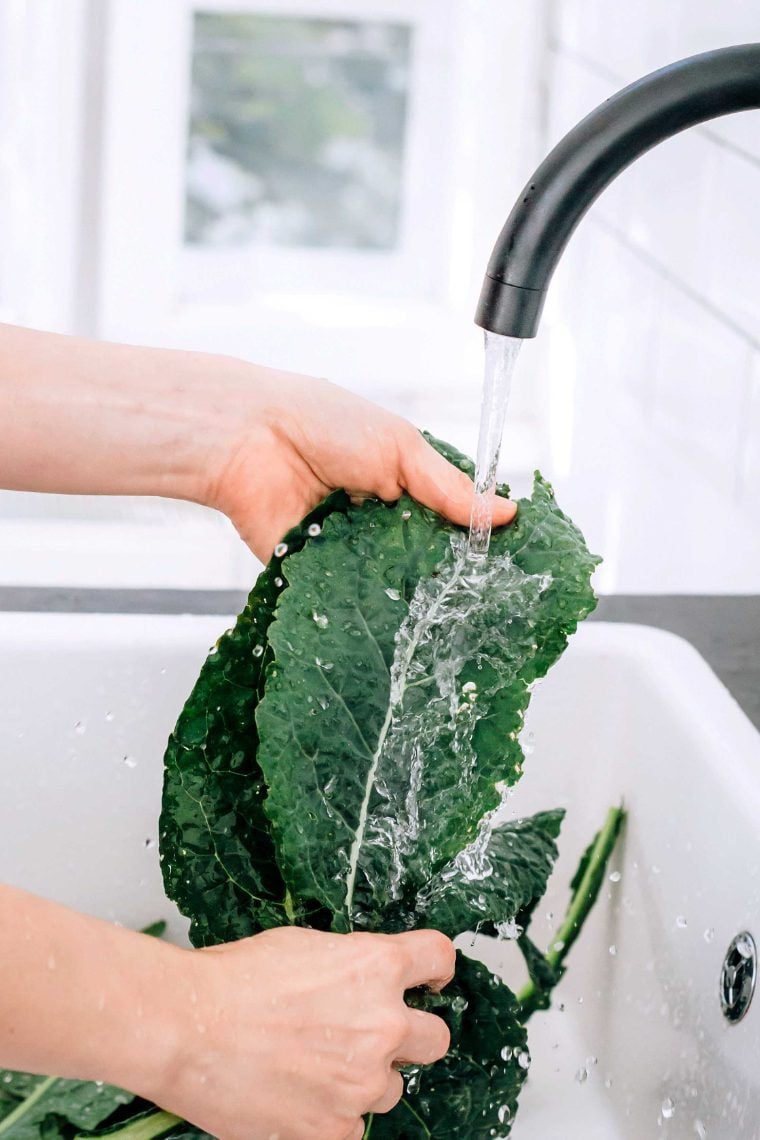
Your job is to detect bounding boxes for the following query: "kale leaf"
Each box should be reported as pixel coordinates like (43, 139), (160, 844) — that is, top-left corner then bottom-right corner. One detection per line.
(158, 434), (617, 1136)
(0, 1075), (135, 1140)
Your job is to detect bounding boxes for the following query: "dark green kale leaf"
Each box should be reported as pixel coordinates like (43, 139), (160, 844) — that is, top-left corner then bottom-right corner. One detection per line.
(370, 955), (528, 1138)
(0, 1075), (134, 1140)
(160, 433), (613, 1138)
(417, 810), (564, 939)
(255, 469), (598, 935)
(160, 492), (348, 945)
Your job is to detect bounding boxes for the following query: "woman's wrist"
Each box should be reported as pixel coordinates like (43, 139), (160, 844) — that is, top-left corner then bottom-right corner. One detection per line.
(94, 936), (192, 1102)
(0, 885), (187, 1096)
(0, 324), (271, 510)
(177, 352), (283, 515)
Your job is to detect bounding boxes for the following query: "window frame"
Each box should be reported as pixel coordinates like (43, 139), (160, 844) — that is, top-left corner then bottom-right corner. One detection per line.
(95, 0), (546, 400)
(179, 0), (453, 303)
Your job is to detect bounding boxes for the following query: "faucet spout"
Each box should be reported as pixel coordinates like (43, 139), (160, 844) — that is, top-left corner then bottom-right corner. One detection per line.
(476, 44), (760, 338)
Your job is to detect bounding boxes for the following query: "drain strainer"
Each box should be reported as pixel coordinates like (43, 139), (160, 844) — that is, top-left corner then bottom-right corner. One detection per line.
(720, 931), (757, 1024)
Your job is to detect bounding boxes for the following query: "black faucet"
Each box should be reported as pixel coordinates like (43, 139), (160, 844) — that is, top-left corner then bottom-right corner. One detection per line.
(476, 44), (760, 340)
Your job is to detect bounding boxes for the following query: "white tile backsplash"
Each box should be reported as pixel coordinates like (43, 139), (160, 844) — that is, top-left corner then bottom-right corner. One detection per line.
(651, 284), (752, 495)
(704, 145), (760, 343)
(546, 0), (760, 590)
(741, 352), (760, 507)
(554, 0), (681, 77)
(556, 0), (760, 161)
(545, 50), (614, 145)
(673, 1), (760, 161)
(621, 129), (718, 293)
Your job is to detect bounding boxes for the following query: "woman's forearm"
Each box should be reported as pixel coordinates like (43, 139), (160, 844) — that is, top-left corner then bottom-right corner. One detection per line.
(0, 320), (515, 565)
(0, 322), (247, 505)
(0, 884), (184, 1091)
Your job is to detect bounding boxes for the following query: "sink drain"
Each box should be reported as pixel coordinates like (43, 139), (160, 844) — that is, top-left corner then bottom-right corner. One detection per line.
(720, 932), (757, 1024)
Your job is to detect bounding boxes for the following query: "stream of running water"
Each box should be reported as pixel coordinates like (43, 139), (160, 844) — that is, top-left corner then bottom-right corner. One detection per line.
(467, 331), (523, 558)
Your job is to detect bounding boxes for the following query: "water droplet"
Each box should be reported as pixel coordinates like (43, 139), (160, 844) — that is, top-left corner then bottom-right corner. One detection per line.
(384, 587), (401, 602)
(676, 915), (688, 929)
(609, 944), (617, 956)
(74, 720), (86, 735)
(495, 919), (522, 940)
(307, 523), (321, 537)
(144, 837), (155, 849)
(498, 1104), (511, 1124)
(609, 870), (621, 883)
(105, 711), (115, 723)
(253, 645), (264, 658)
(576, 1067), (588, 1083)
(405, 1068), (421, 1095)
(401, 509), (412, 521)
(500, 1045), (513, 1061)
(736, 934), (754, 958)
(703, 928), (715, 943)
(274, 542), (288, 557)
(312, 613), (329, 629)
(123, 755), (138, 769)
(274, 576), (284, 588)
(517, 1051), (530, 1070)
(661, 1096), (675, 1119)
(604, 1077), (613, 1089)
(553, 940), (565, 952)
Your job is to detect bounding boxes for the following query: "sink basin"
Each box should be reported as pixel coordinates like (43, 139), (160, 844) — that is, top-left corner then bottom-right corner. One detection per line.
(1, 613), (759, 1137)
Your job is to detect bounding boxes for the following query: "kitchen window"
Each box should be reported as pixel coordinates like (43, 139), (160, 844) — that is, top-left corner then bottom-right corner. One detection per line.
(0, 0), (546, 588)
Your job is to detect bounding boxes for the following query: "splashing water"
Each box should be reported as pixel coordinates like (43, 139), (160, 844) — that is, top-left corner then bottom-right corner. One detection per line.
(468, 332), (523, 559)
(342, 331), (530, 924)
(344, 533), (552, 923)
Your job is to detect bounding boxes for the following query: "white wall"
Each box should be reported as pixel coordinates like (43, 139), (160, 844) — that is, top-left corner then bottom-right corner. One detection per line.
(541, 0), (760, 592)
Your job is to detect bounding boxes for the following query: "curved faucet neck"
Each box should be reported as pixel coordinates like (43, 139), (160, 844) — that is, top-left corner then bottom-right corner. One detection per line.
(476, 43), (760, 338)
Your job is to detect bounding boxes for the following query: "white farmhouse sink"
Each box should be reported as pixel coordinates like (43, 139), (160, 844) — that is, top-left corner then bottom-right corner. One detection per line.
(1, 614), (759, 1138)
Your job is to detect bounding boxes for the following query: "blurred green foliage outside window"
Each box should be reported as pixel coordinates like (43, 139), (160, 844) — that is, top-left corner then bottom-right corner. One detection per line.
(185, 13), (413, 251)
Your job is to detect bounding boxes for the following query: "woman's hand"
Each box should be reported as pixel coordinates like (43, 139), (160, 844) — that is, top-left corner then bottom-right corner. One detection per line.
(1, 887), (453, 1140)
(0, 325), (516, 563)
(201, 363), (517, 561)
(143, 926), (455, 1140)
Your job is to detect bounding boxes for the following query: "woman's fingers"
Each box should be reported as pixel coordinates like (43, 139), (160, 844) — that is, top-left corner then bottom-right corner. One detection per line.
(397, 1006), (451, 1066)
(393, 929), (457, 991)
(367, 1069), (405, 1114)
(398, 430), (517, 529)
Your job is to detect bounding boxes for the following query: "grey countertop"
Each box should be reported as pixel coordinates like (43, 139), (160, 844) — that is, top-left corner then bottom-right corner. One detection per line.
(0, 588), (757, 731)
